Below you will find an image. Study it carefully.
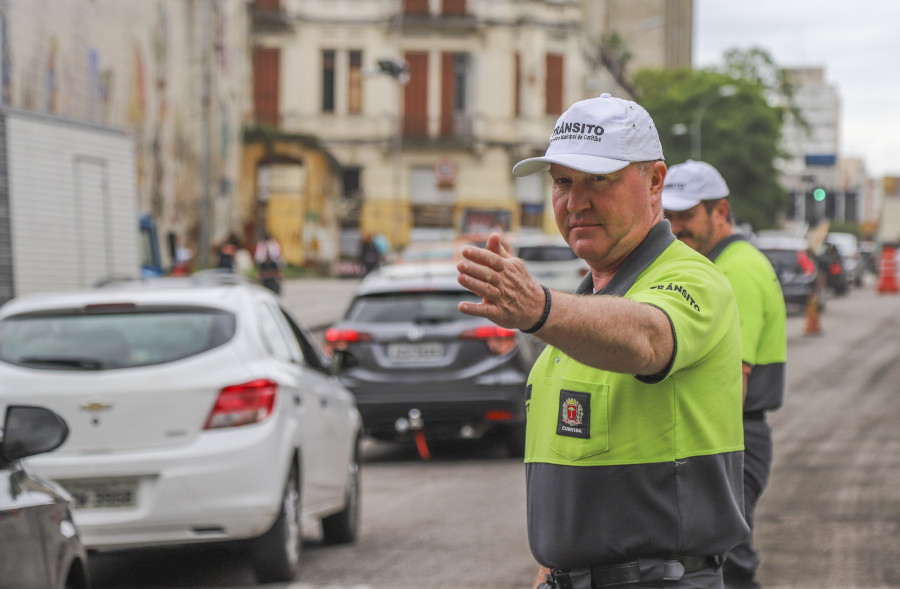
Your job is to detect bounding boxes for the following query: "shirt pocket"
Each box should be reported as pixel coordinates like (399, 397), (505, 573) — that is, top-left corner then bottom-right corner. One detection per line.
(548, 377), (610, 462)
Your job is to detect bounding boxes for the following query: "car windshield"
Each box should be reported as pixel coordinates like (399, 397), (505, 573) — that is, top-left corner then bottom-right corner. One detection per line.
(0, 309), (236, 370)
(346, 291), (479, 323)
(517, 245), (577, 262)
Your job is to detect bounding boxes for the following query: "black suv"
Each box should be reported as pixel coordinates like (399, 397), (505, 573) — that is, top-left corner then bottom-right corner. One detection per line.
(326, 263), (540, 456)
(754, 235), (826, 313)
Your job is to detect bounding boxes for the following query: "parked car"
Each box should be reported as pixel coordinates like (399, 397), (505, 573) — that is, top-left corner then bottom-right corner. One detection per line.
(391, 234), (512, 266)
(0, 272), (363, 584)
(824, 232), (863, 287)
(754, 234), (826, 313)
(1, 405), (90, 589)
(325, 263), (541, 456)
(512, 233), (589, 292)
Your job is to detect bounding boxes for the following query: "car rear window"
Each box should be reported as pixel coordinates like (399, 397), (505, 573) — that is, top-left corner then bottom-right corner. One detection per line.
(761, 249), (803, 270)
(517, 245), (577, 262)
(346, 291), (479, 323)
(0, 309), (236, 370)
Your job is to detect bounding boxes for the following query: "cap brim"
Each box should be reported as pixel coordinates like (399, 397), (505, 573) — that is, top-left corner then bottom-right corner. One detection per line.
(512, 154), (631, 177)
(661, 192), (703, 212)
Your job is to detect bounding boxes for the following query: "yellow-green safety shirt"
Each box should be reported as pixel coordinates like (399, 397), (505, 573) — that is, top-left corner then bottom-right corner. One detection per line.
(524, 221), (748, 570)
(707, 235), (787, 413)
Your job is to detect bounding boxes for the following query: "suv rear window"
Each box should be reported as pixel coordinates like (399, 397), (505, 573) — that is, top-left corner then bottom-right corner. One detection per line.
(346, 291), (478, 323)
(517, 245), (577, 262)
(0, 309), (236, 370)
(761, 249), (802, 270)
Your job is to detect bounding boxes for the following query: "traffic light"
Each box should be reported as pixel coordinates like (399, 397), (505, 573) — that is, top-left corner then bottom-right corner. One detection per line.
(813, 187), (827, 202)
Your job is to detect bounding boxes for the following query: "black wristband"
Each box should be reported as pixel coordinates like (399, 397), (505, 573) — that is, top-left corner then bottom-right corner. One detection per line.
(521, 285), (551, 334)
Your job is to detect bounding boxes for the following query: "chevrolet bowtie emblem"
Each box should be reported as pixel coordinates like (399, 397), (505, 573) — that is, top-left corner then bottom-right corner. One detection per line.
(79, 401), (113, 412)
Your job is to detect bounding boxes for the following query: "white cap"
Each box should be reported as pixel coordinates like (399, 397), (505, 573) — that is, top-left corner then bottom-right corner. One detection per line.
(512, 93), (664, 177)
(660, 160), (730, 211)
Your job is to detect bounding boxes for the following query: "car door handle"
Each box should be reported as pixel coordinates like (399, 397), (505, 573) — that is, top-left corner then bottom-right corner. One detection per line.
(293, 395), (302, 406)
(320, 397), (328, 408)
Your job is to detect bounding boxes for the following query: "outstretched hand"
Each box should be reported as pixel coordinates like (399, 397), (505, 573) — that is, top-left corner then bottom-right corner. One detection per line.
(456, 233), (547, 331)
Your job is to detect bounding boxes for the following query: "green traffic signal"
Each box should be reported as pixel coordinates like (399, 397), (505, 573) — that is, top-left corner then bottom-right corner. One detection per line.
(813, 188), (827, 202)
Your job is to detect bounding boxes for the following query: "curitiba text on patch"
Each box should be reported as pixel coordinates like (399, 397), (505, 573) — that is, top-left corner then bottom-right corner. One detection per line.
(551, 121), (605, 143)
(650, 283), (701, 311)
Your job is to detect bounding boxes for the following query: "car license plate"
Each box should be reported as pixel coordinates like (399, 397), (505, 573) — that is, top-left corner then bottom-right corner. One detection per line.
(387, 342), (444, 362)
(62, 479), (139, 510)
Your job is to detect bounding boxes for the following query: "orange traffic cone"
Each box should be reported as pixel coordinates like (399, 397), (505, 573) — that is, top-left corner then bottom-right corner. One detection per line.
(804, 293), (822, 336)
(877, 246), (900, 294)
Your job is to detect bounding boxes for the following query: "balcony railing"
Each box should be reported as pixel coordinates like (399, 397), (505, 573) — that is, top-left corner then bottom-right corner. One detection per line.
(402, 113), (476, 147)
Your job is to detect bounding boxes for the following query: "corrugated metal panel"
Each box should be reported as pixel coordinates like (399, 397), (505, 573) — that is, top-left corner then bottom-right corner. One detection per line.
(3, 108), (140, 296)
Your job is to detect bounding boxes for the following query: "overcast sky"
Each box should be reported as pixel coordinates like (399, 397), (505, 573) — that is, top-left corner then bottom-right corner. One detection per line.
(694, 1), (900, 178)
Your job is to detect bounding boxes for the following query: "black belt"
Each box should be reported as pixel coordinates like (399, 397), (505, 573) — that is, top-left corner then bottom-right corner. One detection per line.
(549, 555), (723, 589)
(743, 410), (766, 421)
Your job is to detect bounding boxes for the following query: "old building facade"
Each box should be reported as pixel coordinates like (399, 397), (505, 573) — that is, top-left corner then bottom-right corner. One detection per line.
(249, 0), (691, 261)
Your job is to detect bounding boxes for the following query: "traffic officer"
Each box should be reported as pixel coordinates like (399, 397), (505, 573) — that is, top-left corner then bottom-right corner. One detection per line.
(662, 160), (787, 589)
(457, 94), (748, 588)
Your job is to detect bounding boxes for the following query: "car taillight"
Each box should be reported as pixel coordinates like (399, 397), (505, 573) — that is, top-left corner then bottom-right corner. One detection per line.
(204, 379), (277, 429)
(797, 251), (816, 276)
(460, 325), (518, 356)
(324, 328), (373, 355)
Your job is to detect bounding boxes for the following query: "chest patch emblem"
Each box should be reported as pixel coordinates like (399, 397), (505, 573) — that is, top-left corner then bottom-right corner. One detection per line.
(557, 390), (590, 439)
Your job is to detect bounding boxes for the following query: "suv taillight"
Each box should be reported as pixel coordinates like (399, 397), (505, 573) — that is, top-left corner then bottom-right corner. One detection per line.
(204, 379), (277, 429)
(460, 325), (518, 356)
(324, 328), (373, 355)
(797, 251), (816, 276)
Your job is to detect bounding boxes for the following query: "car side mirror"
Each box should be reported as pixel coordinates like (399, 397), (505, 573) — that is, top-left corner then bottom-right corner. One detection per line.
(0, 405), (70, 464)
(331, 349), (358, 373)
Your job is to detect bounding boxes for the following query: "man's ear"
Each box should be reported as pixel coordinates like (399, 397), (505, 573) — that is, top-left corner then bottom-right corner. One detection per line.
(648, 161), (667, 196)
(715, 198), (731, 221)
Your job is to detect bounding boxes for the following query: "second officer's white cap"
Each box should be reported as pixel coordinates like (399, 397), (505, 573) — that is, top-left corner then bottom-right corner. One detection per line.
(660, 159), (730, 211)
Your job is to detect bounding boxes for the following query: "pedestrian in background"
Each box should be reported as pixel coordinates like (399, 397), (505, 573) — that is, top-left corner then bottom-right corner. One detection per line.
(457, 94), (747, 588)
(255, 232), (284, 294)
(662, 160), (787, 589)
(360, 233), (381, 276)
(216, 232), (240, 271)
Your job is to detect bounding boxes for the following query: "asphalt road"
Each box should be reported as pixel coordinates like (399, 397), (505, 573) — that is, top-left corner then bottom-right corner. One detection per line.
(87, 275), (900, 589)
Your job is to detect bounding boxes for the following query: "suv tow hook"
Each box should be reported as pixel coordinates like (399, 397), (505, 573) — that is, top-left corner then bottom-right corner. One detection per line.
(396, 408), (431, 460)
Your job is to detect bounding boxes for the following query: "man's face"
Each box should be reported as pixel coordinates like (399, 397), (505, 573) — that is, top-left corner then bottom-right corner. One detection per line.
(665, 200), (725, 255)
(550, 161), (665, 272)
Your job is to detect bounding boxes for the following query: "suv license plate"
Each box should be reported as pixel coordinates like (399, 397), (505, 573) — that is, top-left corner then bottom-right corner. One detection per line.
(63, 479), (139, 510)
(388, 342), (444, 362)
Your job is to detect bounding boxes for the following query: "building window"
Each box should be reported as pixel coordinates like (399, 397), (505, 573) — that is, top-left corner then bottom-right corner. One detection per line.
(342, 167), (361, 200)
(322, 50), (336, 113)
(254, 0), (281, 11)
(253, 47), (280, 127)
(348, 51), (363, 114)
(442, 0), (467, 16)
(516, 175), (545, 229)
(404, 52), (429, 137)
(404, 0), (429, 15)
(545, 53), (564, 115)
(341, 167), (362, 228)
(441, 52), (471, 138)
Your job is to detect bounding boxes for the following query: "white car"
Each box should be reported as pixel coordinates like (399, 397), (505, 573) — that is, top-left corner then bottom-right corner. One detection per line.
(0, 272), (363, 583)
(512, 233), (590, 293)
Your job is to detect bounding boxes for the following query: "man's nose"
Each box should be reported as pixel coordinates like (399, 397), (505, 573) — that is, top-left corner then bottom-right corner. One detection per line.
(566, 184), (591, 213)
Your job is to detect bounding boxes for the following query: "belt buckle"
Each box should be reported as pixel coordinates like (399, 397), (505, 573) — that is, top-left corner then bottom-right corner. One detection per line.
(549, 569), (573, 589)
